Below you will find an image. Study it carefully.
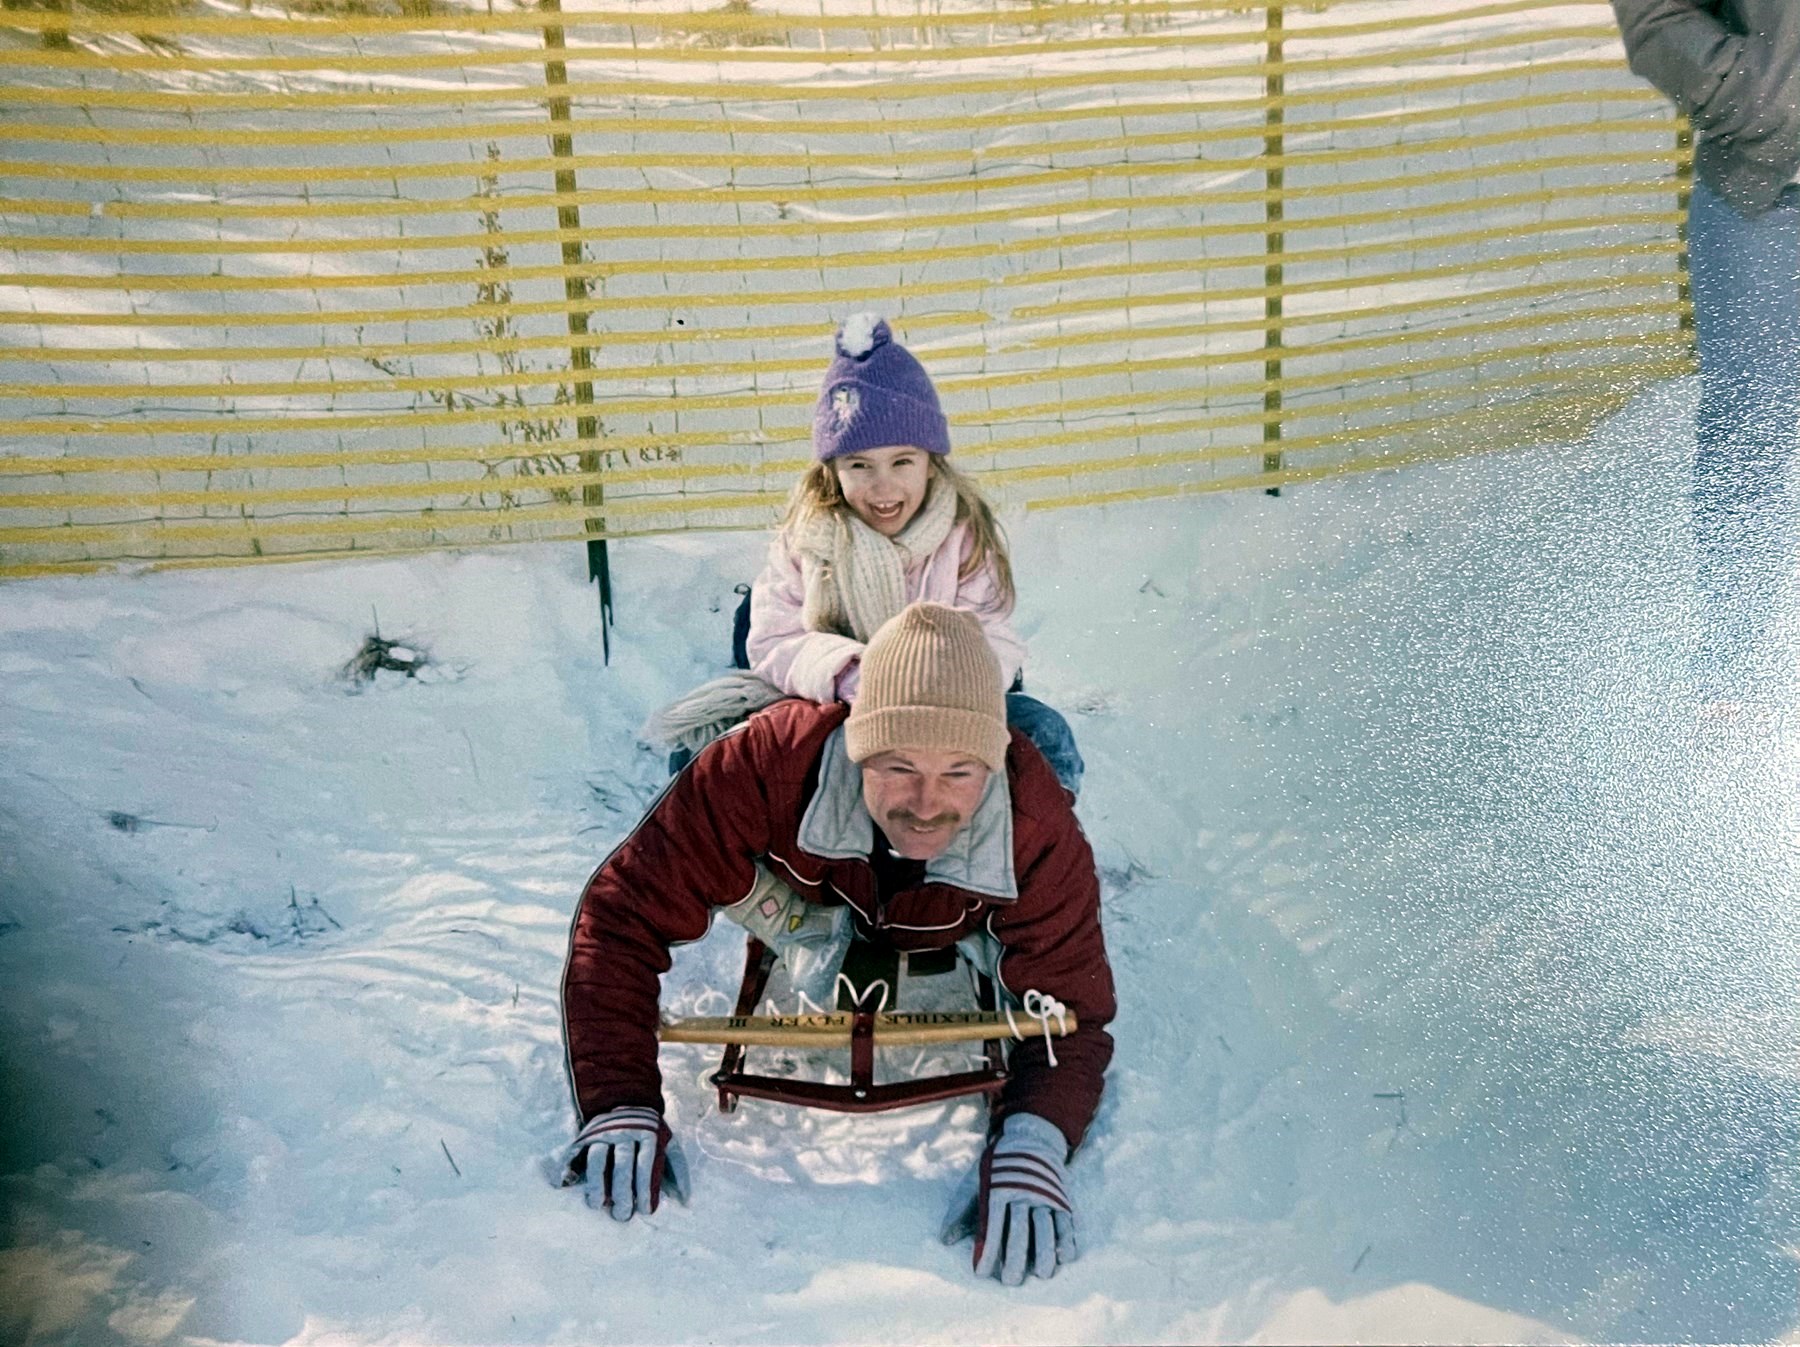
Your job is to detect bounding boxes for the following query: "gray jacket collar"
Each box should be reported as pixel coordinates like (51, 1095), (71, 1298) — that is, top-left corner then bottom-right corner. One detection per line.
(798, 726), (1017, 901)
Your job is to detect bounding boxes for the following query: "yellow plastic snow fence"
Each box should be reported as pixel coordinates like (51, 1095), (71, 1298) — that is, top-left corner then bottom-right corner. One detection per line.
(0, 0), (1691, 576)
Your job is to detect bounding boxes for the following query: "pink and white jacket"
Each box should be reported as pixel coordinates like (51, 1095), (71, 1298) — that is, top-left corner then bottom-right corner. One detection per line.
(747, 519), (1026, 703)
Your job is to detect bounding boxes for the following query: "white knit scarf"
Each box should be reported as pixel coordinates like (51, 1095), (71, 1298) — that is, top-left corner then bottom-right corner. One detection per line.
(792, 471), (958, 642)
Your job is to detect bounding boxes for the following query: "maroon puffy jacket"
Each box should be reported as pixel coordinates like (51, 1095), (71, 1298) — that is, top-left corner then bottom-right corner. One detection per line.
(561, 698), (1115, 1151)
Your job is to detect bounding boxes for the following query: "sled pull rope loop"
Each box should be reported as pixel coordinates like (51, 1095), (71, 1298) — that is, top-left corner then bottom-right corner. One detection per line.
(833, 972), (890, 1015)
(1005, 989), (1069, 1068)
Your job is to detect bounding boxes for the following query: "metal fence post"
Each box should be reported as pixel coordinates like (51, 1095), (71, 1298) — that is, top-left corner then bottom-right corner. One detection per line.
(541, 0), (613, 660)
(1262, 4), (1284, 497)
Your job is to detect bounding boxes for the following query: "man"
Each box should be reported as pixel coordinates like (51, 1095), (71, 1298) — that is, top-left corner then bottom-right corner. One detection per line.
(1612, 1), (1800, 711)
(558, 602), (1115, 1285)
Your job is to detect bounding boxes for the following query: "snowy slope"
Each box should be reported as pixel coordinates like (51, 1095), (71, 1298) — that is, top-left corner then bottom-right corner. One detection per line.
(5, 382), (1800, 1345)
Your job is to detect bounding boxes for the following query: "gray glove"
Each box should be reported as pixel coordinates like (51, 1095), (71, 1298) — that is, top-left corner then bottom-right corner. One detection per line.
(940, 1112), (1079, 1284)
(720, 864), (853, 1006)
(558, 1105), (690, 1222)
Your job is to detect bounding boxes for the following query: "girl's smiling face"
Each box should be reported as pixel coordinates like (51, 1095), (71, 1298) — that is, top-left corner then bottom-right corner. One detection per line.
(834, 445), (933, 537)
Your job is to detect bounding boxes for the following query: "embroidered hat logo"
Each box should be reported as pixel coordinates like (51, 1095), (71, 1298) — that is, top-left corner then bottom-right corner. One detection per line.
(831, 385), (860, 427)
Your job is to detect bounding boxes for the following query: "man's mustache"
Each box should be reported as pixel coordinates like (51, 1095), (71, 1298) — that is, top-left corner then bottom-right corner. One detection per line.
(888, 810), (961, 831)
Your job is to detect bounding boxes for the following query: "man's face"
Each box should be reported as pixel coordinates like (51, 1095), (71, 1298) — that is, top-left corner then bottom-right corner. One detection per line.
(860, 747), (992, 861)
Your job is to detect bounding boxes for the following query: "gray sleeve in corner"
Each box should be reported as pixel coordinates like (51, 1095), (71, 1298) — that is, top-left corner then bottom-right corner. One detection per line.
(1611, 0), (1747, 131)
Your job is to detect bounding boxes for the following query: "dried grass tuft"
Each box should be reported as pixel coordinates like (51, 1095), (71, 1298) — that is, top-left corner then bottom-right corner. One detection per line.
(342, 633), (429, 685)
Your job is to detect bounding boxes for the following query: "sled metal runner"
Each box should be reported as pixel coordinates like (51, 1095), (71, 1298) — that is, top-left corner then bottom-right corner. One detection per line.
(667, 938), (1072, 1115)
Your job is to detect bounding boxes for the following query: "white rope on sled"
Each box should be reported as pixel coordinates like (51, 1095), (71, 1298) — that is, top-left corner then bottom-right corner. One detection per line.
(1004, 989), (1070, 1068)
(833, 973), (891, 1015)
(770, 974), (889, 1019)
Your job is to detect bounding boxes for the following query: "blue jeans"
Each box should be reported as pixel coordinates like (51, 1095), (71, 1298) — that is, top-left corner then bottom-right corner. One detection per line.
(1689, 179), (1800, 698)
(1006, 692), (1084, 797)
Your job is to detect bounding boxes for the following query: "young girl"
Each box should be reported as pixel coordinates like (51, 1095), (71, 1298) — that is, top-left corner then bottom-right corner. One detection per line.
(643, 314), (1082, 1004)
(746, 313), (1083, 795)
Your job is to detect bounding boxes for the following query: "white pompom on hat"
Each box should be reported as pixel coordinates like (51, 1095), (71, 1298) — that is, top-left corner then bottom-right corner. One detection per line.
(836, 310), (884, 359)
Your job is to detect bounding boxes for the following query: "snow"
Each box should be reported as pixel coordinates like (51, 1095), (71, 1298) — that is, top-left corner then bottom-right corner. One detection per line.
(5, 378), (1800, 1345)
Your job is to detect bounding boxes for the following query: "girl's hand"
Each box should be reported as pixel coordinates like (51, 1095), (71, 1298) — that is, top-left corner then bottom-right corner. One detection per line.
(833, 655), (862, 703)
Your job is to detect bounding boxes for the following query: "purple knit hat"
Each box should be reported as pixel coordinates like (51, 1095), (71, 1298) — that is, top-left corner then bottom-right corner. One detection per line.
(811, 313), (952, 462)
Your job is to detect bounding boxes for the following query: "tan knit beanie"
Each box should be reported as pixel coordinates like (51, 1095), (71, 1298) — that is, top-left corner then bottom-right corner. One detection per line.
(845, 602), (1010, 772)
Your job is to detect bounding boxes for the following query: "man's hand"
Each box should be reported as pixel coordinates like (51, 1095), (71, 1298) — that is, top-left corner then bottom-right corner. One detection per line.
(559, 1105), (690, 1221)
(940, 1113), (1079, 1284)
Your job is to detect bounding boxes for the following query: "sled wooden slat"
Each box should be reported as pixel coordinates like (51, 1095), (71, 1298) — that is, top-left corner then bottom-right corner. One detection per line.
(659, 1009), (1077, 1049)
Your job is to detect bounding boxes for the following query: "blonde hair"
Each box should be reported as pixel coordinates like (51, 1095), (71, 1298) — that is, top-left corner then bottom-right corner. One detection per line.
(781, 455), (1015, 609)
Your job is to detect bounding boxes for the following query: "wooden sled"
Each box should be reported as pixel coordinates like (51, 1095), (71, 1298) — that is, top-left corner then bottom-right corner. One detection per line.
(658, 937), (1076, 1115)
